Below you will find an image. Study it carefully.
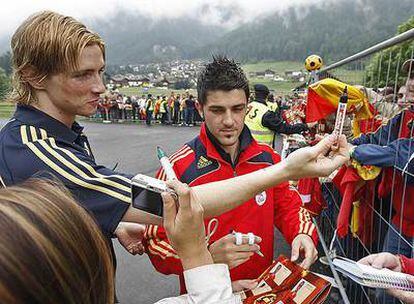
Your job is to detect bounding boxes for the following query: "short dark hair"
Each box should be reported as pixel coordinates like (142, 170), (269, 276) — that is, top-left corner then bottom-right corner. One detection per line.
(197, 55), (249, 105)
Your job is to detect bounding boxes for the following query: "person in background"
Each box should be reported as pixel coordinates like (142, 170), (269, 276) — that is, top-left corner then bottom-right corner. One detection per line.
(167, 91), (175, 124)
(266, 93), (278, 112)
(146, 93), (154, 125)
(180, 92), (187, 125)
(245, 84), (315, 149)
(349, 59), (414, 304)
(173, 94), (181, 125)
(125, 96), (133, 120)
(131, 95), (138, 121)
(160, 96), (168, 125)
(154, 95), (162, 121)
(185, 94), (195, 126)
(139, 94), (147, 120)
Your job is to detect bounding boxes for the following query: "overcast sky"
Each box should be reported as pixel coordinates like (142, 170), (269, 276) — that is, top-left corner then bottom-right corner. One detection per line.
(0, 0), (327, 39)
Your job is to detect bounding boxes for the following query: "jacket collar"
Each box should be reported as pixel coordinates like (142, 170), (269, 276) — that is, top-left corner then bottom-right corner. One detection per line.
(13, 105), (83, 142)
(199, 123), (262, 165)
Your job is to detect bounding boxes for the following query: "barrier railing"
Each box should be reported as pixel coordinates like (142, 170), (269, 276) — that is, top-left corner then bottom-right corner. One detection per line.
(312, 28), (414, 304)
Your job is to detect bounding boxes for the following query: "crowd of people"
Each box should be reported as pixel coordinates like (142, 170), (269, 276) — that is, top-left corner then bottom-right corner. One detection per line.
(97, 91), (200, 126)
(0, 9), (413, 304)
(94, 86), (314, 130)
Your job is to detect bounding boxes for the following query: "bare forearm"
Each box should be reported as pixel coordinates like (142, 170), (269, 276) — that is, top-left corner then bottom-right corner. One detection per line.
(193, 161), (290, 218)
(122, 162), (290, 224)
(122, 206), (162, 225)
(123, 134), (348, 227)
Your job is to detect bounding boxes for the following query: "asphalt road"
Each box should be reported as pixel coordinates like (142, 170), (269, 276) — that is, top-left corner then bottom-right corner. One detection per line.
(83, 121), (200, 303)
(0, 119), (293, 303)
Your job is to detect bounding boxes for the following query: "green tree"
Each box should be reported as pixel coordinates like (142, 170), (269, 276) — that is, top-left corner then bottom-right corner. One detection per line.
(365, 16), (414, 88)
(0, 52), (12, 75)
(0, 67), (11, 101)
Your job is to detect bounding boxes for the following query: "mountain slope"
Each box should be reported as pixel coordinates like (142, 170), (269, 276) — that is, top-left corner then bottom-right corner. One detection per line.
(192, 0), (414, 62)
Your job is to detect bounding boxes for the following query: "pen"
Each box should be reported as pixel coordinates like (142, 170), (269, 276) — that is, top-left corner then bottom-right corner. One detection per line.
(255, 248), (265, 258)
(156, 146), (177, 181)
(332, 86), (348, 150)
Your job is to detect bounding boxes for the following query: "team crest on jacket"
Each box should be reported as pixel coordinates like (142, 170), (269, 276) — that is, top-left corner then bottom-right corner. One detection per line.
(197, 156), (213, 169)
(255, 191), (267, 206)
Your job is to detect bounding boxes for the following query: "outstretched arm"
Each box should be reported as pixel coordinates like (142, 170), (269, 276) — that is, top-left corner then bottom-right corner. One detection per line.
(191, 134), (348, 218)
(123, 134), (349, 223)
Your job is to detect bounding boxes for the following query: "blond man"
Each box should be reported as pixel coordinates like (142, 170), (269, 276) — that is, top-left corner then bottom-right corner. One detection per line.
(0, 11), (151, 259)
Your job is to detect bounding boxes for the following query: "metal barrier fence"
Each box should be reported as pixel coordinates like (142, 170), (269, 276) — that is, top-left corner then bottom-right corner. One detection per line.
(313, 28), (414, 304)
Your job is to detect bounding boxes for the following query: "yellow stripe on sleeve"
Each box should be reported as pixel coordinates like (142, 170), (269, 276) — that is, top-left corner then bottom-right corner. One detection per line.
(20, 126), (130, 203)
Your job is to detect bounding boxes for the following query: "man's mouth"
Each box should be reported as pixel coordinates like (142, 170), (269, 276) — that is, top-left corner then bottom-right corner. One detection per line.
(87, 98), (100, 105)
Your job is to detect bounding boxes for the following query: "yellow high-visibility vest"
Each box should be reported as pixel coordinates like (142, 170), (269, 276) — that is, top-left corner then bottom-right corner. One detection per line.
(245, 101), (274, 146)
(160, 100), (167, 113)
(266, 101), (278, 112)
(146, 98), (154, 111)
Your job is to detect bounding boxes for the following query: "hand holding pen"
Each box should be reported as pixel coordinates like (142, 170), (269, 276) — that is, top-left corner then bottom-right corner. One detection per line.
(232, 231), (265, 257)
(208, 231), (264, 270)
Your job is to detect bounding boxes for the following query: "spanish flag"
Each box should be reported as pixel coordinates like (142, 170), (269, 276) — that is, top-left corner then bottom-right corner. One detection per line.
(306, 78), (373, 123)
(333, 161), (380, 241)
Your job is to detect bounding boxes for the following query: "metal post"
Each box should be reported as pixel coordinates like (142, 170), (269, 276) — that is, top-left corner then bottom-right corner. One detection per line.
(312, 218), (351, 304)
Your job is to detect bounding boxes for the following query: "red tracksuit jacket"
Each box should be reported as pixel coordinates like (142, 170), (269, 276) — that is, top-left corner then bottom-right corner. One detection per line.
(143, 124), (318, 293)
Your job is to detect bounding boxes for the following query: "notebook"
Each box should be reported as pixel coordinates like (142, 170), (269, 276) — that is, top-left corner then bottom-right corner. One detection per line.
(333, 256), (414, 291)
(239, 255), (332, 304)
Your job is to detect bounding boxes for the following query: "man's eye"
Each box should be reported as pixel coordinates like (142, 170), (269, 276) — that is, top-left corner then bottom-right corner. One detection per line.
(74, 72), (92, 79)
(74, 73), (87, 78)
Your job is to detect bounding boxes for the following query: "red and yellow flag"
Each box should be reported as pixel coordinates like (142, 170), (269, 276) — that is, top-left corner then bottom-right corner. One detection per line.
(306, 78), (373, 123)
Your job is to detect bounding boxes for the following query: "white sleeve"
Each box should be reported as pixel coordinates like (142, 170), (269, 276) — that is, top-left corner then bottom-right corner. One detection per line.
(153, 264), (242, 304)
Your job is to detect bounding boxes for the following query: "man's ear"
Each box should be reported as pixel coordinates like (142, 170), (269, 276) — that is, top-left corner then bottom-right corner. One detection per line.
(195, 101), (204, 119)
(20, 66), (47, 90)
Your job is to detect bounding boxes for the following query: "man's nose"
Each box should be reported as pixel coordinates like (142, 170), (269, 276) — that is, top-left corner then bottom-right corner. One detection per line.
(92, 74), (106, 95)
(223, 111), (235, 126)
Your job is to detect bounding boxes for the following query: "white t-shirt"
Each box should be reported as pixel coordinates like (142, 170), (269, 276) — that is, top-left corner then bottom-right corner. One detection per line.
(154, 264), (241, 304)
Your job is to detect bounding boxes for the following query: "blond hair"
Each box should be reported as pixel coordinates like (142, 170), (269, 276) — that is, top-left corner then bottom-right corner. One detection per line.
(0, 179), (114, 304)
(10, 11), (105, 105)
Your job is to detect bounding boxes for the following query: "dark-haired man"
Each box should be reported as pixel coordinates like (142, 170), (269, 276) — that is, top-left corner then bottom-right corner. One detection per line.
(144, 56), (318, 293)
